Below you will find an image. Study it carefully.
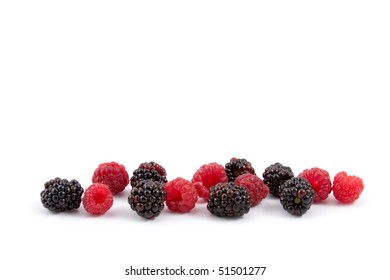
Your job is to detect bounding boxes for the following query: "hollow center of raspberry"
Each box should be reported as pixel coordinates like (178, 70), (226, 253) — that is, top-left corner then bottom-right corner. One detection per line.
(94, 190), (107, 204)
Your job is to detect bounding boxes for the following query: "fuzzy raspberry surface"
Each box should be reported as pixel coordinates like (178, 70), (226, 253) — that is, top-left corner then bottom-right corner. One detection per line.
(298, 167), (332, 203)
(191, 162), (229, 200)
(164, 177), (198, 213)
(332, 172), (364, 203)
(235, 174), (269, 206)
(83, 183), (114, 215)
(92, 162), (129, 195)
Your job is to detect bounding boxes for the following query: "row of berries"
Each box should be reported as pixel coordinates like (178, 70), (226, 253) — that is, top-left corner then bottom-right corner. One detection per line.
(40, 158), (364, 218)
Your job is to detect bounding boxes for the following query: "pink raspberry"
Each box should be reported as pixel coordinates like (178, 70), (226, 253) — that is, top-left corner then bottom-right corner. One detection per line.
(235, 174), (269, 206)
(332, 172), (364, 203)
(83, 183), (114, 215)
(298, 167), (332, 203)
(164, 178), (198, 213)
(191, 162), (229, 200)
(92, 161), (129, 195)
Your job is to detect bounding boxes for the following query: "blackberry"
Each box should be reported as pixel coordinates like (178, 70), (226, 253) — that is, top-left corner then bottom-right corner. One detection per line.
(128, 179), (166, 219)
(263, 162), (294, 197)
(130, 161), (167, 187)
(280, 177), (315, 216)
(207, 182), (250, 217)
(225, 157), (256, 182)
(40, 177), (84, 212)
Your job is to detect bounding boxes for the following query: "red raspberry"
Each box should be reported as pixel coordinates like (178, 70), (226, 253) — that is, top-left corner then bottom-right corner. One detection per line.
(332, 171), (364, 203)
(298, 167), (332, 203)
(92, 162), (129, 195)
(164, 178), (198, 213)
(235, 174), (269, 207)
(191, 162), (229, 200)
(83, 183), (114, 215)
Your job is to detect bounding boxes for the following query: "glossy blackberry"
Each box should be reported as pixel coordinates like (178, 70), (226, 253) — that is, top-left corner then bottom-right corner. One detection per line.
(130, 162), (167, 187)
(128, 179), (166, 219)
(263, 162), (294, 197)
(40, 177), (84, 212)
(207, 182), (250, 217)
(280, 177), (315, 216)
(225, 158), (256, 182)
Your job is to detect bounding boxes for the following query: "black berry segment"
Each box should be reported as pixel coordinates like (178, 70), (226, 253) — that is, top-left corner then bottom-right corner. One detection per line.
(207, 182), (250, 217)
(279, 177), (315, 216)
(225, 157), (256, 182)
(40, 178), (84, 212)
(263, 162), (294, 197)
(128, 179), (166, 219)
(130, 162), (167, 187)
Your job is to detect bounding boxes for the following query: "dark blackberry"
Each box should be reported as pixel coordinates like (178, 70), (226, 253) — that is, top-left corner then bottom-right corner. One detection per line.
(40, 177), (84, 212)
(128, 179), (166, 219)
(263, 162), (294, 197)
(225, 158), (256, 182)
(207, 182), (250, 217)
(280, 177), (315, 216)
(130, 161), (167, 187)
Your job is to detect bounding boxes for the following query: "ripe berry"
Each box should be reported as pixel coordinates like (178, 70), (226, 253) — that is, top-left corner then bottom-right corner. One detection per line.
(332, 172), (364, 203)
(82, 183), (113, 215)
(164, 178), (198, 213)
(130, 161), (167, 187)
(128, 179), (166, 219)
(225, 157), (256, 182)
(280, 177), (315, 216)
(298, 167), (332, 203)
(191, 162), (229, 200)
(235, 174), (269, 207)
(92, 162), (129, 195)
(263, 162), (294, 197)
(41, 178), (84, 212)
(207, 182), (250, 217)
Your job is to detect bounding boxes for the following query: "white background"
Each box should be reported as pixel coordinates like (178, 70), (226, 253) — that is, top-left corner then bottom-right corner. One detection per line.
(1, 1), (389, 279)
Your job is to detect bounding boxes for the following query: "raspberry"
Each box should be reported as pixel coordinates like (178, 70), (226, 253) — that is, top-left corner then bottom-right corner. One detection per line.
(235, 174), (269, 207)
(191, 162), (229, 200)
(130, 161), (167, 187)
(40, 178), (84, 212)
(207, 182), (250, 217)
(92, 162), (129, 195)
(280, 177), (315, 216)
(263, 162), (294, 197)
(332, 172), (364, 203)
(225, 157), (256, 182)
(128, 179), (166, 219)
(298, 167), (332, 203)
(82, 183), (113, 215)
(164, 178), (198, 213)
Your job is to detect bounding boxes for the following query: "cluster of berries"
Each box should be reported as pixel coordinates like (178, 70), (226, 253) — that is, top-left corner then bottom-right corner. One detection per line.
(40, 158), (364, 218)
